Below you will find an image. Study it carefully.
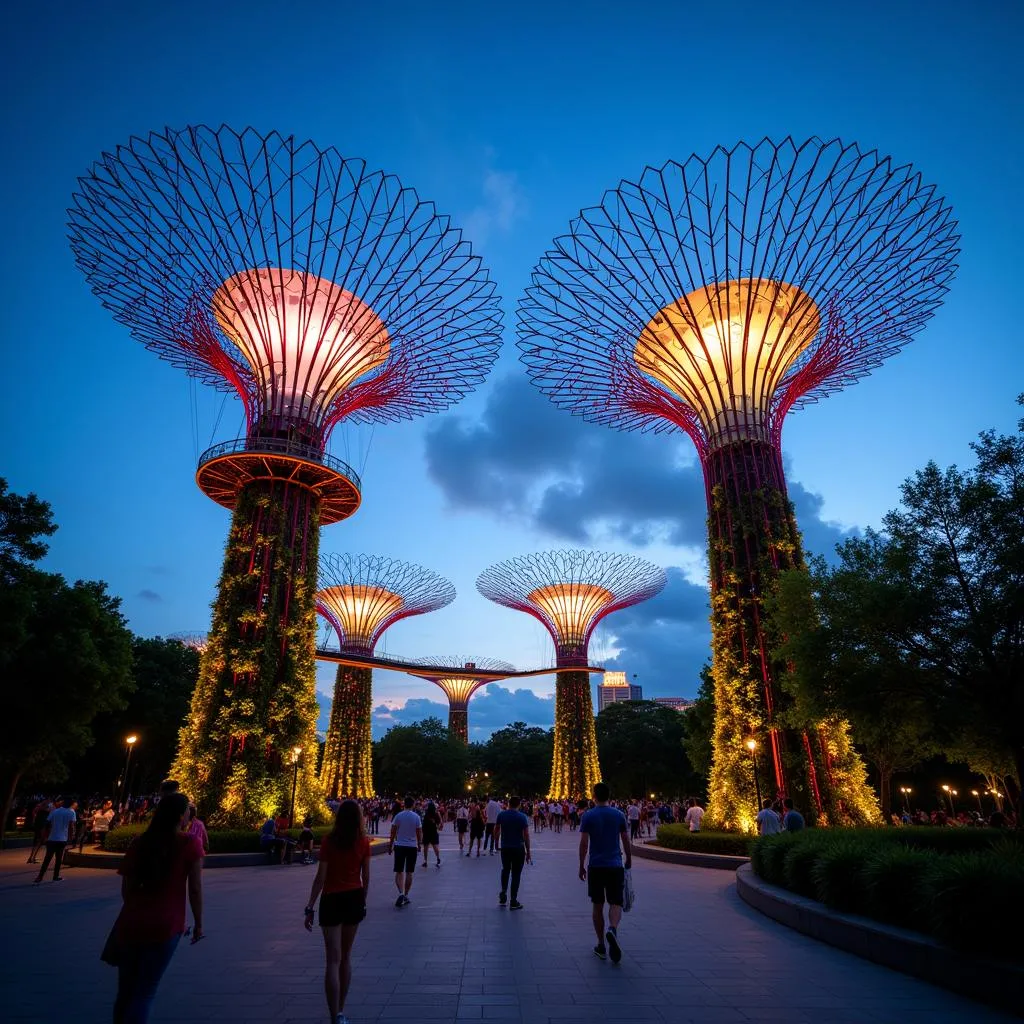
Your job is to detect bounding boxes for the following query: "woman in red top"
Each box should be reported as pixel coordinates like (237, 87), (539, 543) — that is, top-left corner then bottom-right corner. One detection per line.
(109, 792), (204, 1023)
(304, 799), (371, 1024)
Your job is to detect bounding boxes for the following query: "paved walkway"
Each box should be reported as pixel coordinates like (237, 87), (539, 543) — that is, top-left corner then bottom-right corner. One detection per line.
(0, 828), (1014, 1023)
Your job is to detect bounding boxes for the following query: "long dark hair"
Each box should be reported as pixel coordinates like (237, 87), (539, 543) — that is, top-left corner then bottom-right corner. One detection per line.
(131, 792), (189, 889)
(327, 799), (364, 850)
(425, 801), (439, 823)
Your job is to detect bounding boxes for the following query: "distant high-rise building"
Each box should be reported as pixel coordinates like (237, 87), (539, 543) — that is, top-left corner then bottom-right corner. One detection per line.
(598, 671), (642, 712)
(654, 697), (696, 712)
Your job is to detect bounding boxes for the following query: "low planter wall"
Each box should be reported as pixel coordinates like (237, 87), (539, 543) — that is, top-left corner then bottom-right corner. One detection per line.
(735, 863), (1024, 1014)
(66, 838), (390, 870)
(633, 842), (748, 871)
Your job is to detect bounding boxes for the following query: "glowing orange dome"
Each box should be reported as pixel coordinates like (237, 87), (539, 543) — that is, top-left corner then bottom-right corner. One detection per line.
(634, 278), (819, 446)
(213, 268), (389, 423)
(317, 584), (403, 651)
(526, 582), (614, 650)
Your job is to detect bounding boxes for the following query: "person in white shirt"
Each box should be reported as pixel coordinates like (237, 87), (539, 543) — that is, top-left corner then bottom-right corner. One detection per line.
(34, 797), (77, 883)
(626, 802), (641, 842)
(92, 800), (115, 846)
(756, 799), (782, 836)
(684, 799), (705, 833)
(388, 796), (423, 906)
(484, 796), (502, 855)
(456, 803), (469, 853)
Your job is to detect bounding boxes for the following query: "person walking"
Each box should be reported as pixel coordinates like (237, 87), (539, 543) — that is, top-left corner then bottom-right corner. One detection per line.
(27, 798), (51, 864)
(184, 803), (209, 854)
(421, 801), (442, 868)
(496, 796), (531, 910)
(467, 800), (485, 857)
(93, 800), (115, 847)
(626, 801), (641, 842)
(33, 796), (77, 884)
(484, 794), (502, 855)
(105, 792), (203, 1024)
(456, 802), (469, 852)
(304, 799), (371, 1024)
(388, 796), (422, 906)
(578, 782), (631, 964)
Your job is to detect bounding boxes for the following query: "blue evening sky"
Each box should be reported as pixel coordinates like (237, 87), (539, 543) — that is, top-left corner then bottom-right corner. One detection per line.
(2, 1), (1021, 739)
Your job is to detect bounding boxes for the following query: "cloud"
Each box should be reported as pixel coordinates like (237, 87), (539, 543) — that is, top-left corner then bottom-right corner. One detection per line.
(460, 169), (527, 247)
(137, 589), (163, 603)
(425, 374), (855, 560)
(371, 684), (555, 741)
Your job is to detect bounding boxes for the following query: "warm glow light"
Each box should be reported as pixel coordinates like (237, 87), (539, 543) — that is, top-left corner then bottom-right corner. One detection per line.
(971, 789), (979, 796)
(746, 739), (757, 751)
(634, 278), (819, 446)
(942, 784), (950, 792)
(431, 676), (490, 705)
(318, 584), (404, 652)
(213, 268), (389, 423)
(126, 735), (138, 745)
(526, 582), (614, 649)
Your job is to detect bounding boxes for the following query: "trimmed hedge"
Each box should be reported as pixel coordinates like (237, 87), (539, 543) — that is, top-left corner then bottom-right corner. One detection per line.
(752, 828), (1024, 961)
(654, 826), (753, 857)
(103, 824), (334, 854)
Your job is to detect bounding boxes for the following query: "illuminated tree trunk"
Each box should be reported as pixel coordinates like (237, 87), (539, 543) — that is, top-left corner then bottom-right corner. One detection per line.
(704, 439), (879, 829)
(173, 479), (323, 826)
(320, 664), (374, 798)
(448, 703), (469, 744)
(549, 670), (601, 800)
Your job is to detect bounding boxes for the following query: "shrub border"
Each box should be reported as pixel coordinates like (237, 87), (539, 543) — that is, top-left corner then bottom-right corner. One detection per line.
(735, 863), (1024, 1014)
(633, 842), (748, 871)
(65, 837), (390, 870)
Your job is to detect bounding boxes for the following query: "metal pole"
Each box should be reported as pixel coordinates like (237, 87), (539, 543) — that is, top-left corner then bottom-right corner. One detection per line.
(289, 758), (299, 827)
(750, 747), (762, 813)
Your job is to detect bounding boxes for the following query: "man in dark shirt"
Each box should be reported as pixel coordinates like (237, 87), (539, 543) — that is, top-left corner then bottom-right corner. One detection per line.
(495, 795), (531, 910)
(579, 782), (631, 963)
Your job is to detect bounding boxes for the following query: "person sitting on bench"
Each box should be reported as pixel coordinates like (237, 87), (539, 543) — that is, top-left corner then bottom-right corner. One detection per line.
(259, 813), (294, 863)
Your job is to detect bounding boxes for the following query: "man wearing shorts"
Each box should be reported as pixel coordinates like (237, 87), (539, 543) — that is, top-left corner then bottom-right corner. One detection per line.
(388, 796), (422, 907)
(578, 782), (631, 963)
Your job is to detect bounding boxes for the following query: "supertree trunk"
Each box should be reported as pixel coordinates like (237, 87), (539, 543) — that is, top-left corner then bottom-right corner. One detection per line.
(448, 703), (469, 745)
(703, 439), (879, 829)
(549, 670), (602, 800)
(320, 665), (374, 798)
(173, 479), (323, 826)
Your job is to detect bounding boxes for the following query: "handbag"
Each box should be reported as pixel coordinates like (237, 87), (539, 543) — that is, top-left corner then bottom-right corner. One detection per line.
(622, 868), (635, 913)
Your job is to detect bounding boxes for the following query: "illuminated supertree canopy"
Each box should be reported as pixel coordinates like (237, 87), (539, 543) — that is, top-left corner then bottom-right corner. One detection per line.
(517, 137), (959, 830)
(170, 632), (208, 653)
(409, 656), (516, 743)
(317, 553), (456, 797)
(477, 549), (665, 799)
(68, 125), (501, 825)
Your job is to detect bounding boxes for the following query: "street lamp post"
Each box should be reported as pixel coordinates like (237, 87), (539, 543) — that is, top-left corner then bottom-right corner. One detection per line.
(971, 789), (984, 815)
(120, 735), (138, 808)
(941, 784), (956, 816)
(900, 786), (912, 813)
(746, 739), (762, 814)
(289, 747), (302, 827)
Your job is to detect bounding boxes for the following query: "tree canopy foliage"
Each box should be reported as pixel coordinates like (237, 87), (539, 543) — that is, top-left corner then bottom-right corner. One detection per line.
(770, 398), (1024, 816)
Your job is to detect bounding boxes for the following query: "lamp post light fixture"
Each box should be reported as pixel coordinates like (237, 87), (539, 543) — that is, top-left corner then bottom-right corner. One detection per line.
(900, 786), (913, 812)
(971, 789), (984, 815)
(120, 735), (139, 808)
(746, 739), (762, 814)
(288, 747), (302, 828)
(941, 785), (956, 816)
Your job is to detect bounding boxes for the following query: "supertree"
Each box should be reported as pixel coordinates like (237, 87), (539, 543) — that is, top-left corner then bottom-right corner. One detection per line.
(477, 550), (665, 798)
(408, 657), (516, 743)
(517, 138), (959, 829)
(68, 126), (501, 825)
(170, 632), (208, 653)
(316, 553), (456, 798)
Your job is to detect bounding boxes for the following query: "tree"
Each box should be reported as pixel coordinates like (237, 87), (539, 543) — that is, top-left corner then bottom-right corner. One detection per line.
(770, 397), (1024, 820)
(373, 717), (470, 796)
(0, 482), (135, 833)
(482, 723), (553, 796)
(1, 573), (135, 825)
(596, 701), (699, 798)
(69, 636), (200, 795)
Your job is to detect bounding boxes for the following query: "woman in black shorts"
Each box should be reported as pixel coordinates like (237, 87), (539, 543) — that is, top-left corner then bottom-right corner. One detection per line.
(468, 801), (485, 857)
(305, 800), (371, 1024)
(421, 802), (441, 868)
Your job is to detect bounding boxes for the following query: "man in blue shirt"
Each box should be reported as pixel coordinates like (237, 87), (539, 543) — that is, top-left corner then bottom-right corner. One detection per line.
(495, 795), (531, 910)
(579, 782), (631, 963)
(783, 798), (806, 832)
